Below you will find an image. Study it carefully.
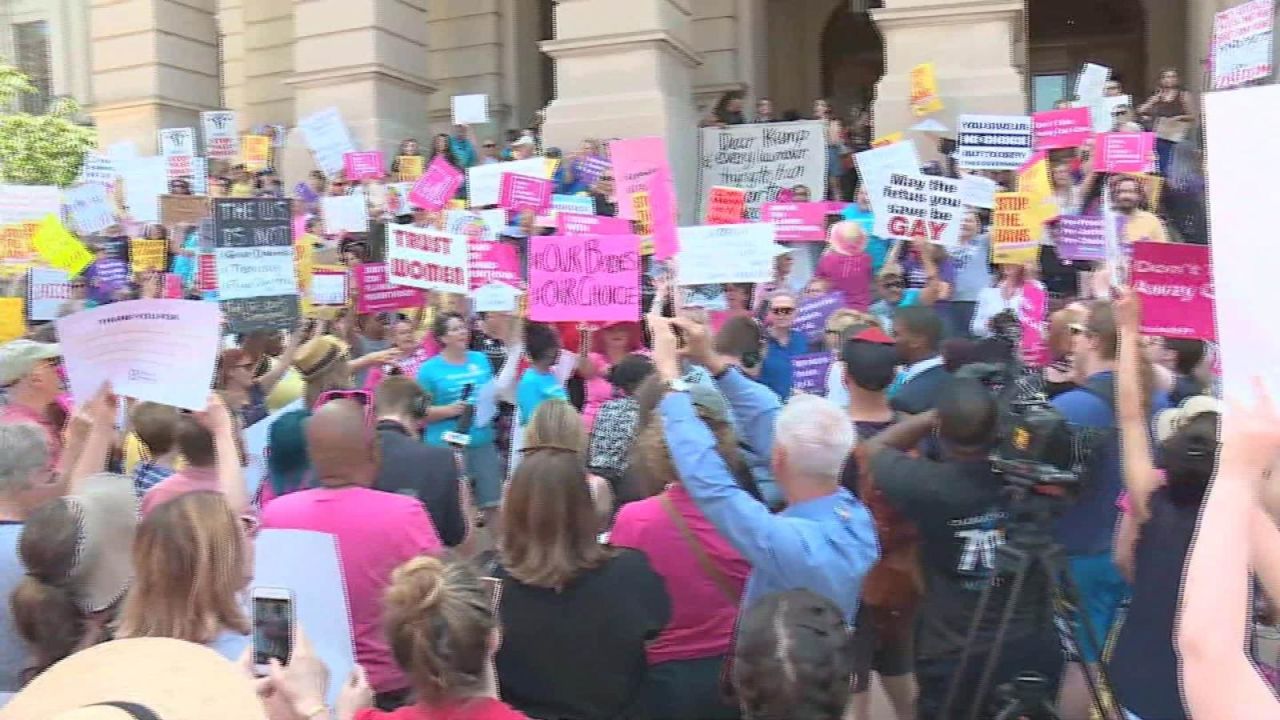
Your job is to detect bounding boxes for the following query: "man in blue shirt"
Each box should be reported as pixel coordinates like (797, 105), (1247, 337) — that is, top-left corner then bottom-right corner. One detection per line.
(449, 125), (477, 169)
(1050, 299), (1169, 718)
(758, 291), (809, 400)
(650, 314), (879, 622)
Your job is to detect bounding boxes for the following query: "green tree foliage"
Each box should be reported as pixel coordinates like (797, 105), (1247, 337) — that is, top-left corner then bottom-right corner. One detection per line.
(0, 63), (96, 187)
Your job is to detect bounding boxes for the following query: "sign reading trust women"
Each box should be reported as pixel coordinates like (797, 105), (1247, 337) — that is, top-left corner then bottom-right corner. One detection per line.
(698, 120), (827, 221)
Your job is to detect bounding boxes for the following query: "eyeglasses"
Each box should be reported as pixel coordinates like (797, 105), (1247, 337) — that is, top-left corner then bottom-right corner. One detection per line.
(881, 279), (905, 289)
(314, 389), (375, 428)
(770, 306), (795, 316)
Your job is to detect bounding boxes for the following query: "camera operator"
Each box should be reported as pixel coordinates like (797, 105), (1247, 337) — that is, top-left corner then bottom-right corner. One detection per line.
(865, 378), (1062, 718)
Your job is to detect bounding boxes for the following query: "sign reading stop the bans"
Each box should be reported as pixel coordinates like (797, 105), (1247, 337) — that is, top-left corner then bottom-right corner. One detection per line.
(385, 223), (469, 294)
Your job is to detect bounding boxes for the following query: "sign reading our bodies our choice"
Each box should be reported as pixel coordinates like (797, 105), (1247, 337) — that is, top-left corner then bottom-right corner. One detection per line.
(698, 121), (827, 221)
(527, 234), (641, 323)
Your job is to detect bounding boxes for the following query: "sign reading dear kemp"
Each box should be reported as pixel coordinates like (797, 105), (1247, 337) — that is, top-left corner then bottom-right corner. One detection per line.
(699, 120), (827, 220)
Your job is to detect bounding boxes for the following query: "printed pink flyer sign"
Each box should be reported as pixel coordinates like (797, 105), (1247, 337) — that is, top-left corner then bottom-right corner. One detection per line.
(498, 172), (553, 213)
(408, 156), (464, 211)
(528, 234), (641, 322)
(1094, 132), (1156, 173)
(343, 151), (385, 181)
(1019, 281), (1049, 368)
(467, 239), (522, 291)
(762, 202), (828, 242)
(557, 213), (633, 236)
(1131, 241), (1216, 340)
(1032, 108), (1093, 150)
(354, 262), (426, 313)
(610, 136), (679, 260)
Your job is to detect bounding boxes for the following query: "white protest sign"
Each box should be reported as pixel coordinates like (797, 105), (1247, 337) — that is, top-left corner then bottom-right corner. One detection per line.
(473, 282), (521, 312)
(253, 529), (357, 708)
(65, 183), (116, 234)
(1075, 63), (1110, 104)
(1213, 0), (1275, 89)
(27, 267), (71, 321)
(298, 107), (356, 178)
(1090, 95), (1133, 134)
(76, 153), (116, 187)
(536, 194), (597, 226)
(216, 246), (297, 300)
(106, 141), (138, 168)
(854, 141), (921, 199)
(0, 185), (61, 226)
(190, 157), (208, 195)
(386, 223), (470, 294)
(243, 399), (303, 498)
(959, 174), (998, 208)
(55, 299), (222, 411)
(873, 172), (930, 241)
(1204, 84), (1275, 403)
(467, 157), (549, 208)
(445, 208), (507, 240)
(321, 190), (369, 234)
(698, 120), (827, 220)
(310, 271), (347, 306)
(119, 156), (168, 224)
(956, 115), (1033, 170)
(200, 110), (240, 160)
(451, 94), (490, 125)
(676, 223), (784, 285)
(158, 128), (196, 158)
(927, 176), (963, 247)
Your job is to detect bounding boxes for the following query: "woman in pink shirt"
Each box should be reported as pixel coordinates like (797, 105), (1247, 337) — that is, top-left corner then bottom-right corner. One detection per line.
(362, 316), (435, 391)
(577, 320), (645, 431)
(814, 220), (873, 311)
(610, 403), (751, 720)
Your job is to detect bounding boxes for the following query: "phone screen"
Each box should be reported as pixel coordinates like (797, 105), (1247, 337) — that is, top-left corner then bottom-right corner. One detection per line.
(253, 594), (294, 667)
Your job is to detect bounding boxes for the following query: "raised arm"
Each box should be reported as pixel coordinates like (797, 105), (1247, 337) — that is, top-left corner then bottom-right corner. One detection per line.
(67, 384), (119, 493)
(199, 393), (248, 514)
(1113, 289), (1162, 522)
(256, 325), (305, 396)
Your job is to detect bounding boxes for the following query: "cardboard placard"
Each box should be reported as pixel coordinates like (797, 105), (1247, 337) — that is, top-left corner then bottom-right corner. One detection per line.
(498, 172), (553, 214)
(129, 238), (168, 273)
(201, 111), (239, 159)
(32, 215), (93, 275)
(298, 107), (356, 179)
(397, 155), (424, 182)
(761, 202), (828, 242)
(451, 94), (490, 125)
(612, 137), (679, 259)
(353, 262), (425, 314)
(343, 151), (385, 181)
(990, 193), (1038, 265)
(909, 63), (944, 116)
(158, 128), (196, 158)
(792, 353), (832, 395)
(212, 199), (298, 332)
(243, 135), (271, 171)
(794, 292), (845, 342)
(1213, 0), (1275, 89)
(1055, 215), (1107, 261)
(556, 213), (633, 236)
(1094, 133), (1156, 174)
(1032, 107), (1093, 150)
(956, 115), (1033, 170)
(676, 223), (784, 285)
(697, 121), (827, 221)
(160, 194), (211, 226)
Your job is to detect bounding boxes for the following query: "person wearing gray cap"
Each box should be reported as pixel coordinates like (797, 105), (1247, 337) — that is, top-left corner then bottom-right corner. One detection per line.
(0, 340), (64, 468)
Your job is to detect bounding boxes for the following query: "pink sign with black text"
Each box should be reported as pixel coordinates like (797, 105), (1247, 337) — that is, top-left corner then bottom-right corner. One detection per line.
(1131, 241), (1216, 340)
(354, 262), (426, 313)
(343, 151), (385, 181)
(762, 202), (829, 242)
(610, 136), (679, 259)
(1031, 108), (1093, 150)
(527, 234), (641, 322)
(498, 173), (553, 214)
(557, 212), (633, 236)
(408, 156), (464, 211)
(1094, 132), (1156, 173)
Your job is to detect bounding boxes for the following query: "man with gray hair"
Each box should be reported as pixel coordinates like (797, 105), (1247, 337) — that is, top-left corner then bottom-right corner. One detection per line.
(650, 313), (878, 622)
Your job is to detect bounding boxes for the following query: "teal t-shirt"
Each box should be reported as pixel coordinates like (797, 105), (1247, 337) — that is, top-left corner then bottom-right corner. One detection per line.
(516, 367), (567, 425)
(417, 351), (495, 446)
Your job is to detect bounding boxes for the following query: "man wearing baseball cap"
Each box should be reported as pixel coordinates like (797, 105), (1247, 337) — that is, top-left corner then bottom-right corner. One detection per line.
(0, 339), (64, 466)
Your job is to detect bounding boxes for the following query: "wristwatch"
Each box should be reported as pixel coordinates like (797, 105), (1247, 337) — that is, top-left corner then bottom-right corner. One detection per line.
(667, 377), (691, 393)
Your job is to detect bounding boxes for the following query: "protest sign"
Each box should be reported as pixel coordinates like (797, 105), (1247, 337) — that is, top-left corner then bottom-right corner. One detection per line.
(1075, 63), (1110, 104)
(445, 208), (506, 242)
(794, 292), (845, 342)
(397, 155), (424, 182)
(1087, 94), (1131, 134)
(956, 115), (1033, 170)
(871, 132), (904, 148)
(792, 353), (832, 396)
(990, 193), (1037, 265)
(321, 191), (369, 234)
(32, 215), (92, 275)
(536, 194), (596, 226)
(409, 156), (465, 211)
(129, 239), (168, 273)
(1213, 0), (1275, 89)
(467, 157), (548, 208)
(386, 224), (469, 294)
(243, 135), (271, 171)
(926, 176), (964, 247)
(451, 94), (490, 125)
(298, 107), (356, 178)
(353, 262), (425, 313)
(959, 174), (998, 209)
(77, 153), (116, 186)
(343, 151), (385, 182)
(698, 121), (827, 220)
(65, 184), (116, 235)
(854, 141), (921, 197)
(611, 136), (679, 259)
(676, 224), (784, 285)
(1094, 132), (1155, 173)
(631, 192), (653, 237)
(119, 156), (167, 224)
(527, 234), (641, 323)
(190, 157), (208, 194)
(0, 185), (61, 226)
(198, 253), (217, 291)
(160, 194), (210, 226)
(473, 282), (522, 313)
(158, 128), (196, 158)
(909, 62), (944, 116)
(557, 212), (632, 236)
(106, 141), (138, 168)
(468, 239), (522, 291)
(1032, 107), (1092, 150)
(0, 299), (23, 343)
(212, 199), (298, 332)
(1016, 152), (1059, 230)
(310, 266), (348, 306)
(162, 273), (182, 298)
(166, 153), (195, 182)
(27, 267), (70, 321)
(1131, 242), (1215, 340)
(576, 156), (610, 185)
(761, 202), (827, 242)
(0, 223), (37, 273)
(873, 172), (929, 241)
(56, 299), (221, 410)
(498, 173), (553, 213)
(1020, 281), (1048, 368)
(1055, 215), (1107, 261)
(200, 111), (239, 159)
(705, 186), (747, 225)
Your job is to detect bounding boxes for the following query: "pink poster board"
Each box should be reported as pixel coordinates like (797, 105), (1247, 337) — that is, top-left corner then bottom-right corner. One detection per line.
(1019, 281), (1049, 368)
(1032, 107), (1093, 150)
(610, 136), (679, 259)
(557, 212), (633, 236)
(354, 262), (426, 313)
(343, 151), (386, 181)
(527, 234), (641, 322)
(1131, 241), (1216, 340)
(408, 156), (464, 211)
(1094, 132), (1156, 173)
(498, 173), (553, 213)
(467, 240), (522, 291)
(762, 202), (829, 242)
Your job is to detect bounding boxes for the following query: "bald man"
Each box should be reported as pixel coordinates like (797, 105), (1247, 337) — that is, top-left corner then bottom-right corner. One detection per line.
(260, 399), (441, 709)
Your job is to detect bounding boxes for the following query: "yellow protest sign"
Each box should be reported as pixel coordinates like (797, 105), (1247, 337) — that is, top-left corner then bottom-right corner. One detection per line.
(243, 135), (271, 171)
(1015, 153), (1058, 235)
(872, 133), (904, 148)
(909, 63), (944, 116)
(448, 199), (467, 210)
(129, 238), (168, 273)
(990, 193), (1038, 265)
(0, 298), (24, 343)
(545, 158), (561, 178)
(397, 156), (424, 182)
(631, 192), (653, 236)
(0, 222), (38, 275)
(32, 215), (93, 275)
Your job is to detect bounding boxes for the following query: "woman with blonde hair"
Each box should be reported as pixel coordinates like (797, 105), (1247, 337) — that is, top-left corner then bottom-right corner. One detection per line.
(814, 221), (874, 311)
(115, 491), (254, 659)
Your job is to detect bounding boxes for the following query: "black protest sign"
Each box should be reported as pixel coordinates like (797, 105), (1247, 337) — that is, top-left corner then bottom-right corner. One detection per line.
(212, 198), (298, 333)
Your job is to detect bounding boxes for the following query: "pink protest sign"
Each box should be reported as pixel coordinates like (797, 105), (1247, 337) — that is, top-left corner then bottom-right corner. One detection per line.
(762, 202), (828, 242)
(1094, 132), (1156, 173)
(1032, 107), (1093, 150)
(498, 173), (553, 213)
(528, 234), (641, 322)
(1131, 241), (1216, 340)
(163, 273), (184, 298)
(354, 262), (426, 313)
(611, 136), (679, 259)
(467, 239), (522, 291)
(343, 151), (386, 181)
(409, 156), (464, 211)
(1019, 281), (1048, 368)
(292, 214), (307, 241)
(705, 187), (747, 225)
(557, 212), (633, 236)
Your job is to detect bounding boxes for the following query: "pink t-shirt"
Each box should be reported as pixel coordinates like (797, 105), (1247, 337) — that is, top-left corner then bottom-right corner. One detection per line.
(581, 350), (649, 431)
(140, 466), (220, 517)
(0, 402), (62, 469)
(362, 346), (434, 392)
(261, 486), (443, 693)
(355, 698), (527, 720)
(609, 485), (749, 664)
(815, 250), (872, 311)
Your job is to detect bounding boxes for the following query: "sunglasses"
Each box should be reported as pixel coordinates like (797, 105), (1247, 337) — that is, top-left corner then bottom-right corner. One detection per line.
(881, 279), (906, 289)
(315, 389), (375, 428)
(771, 306), (795, 315)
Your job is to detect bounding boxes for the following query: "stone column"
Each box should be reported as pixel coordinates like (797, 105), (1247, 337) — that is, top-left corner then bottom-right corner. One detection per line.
(870, 0), (1026, 148)
(280, 0), (435, 183)
(217, 0), (246, 126)
(90, 0), (222, 153)
(242, 0), (294, 129)
(426, 0), (512, 137)
(541, 0), (703, 220)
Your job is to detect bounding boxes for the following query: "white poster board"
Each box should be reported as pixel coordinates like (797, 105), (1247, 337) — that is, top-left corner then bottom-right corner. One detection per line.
(676, 223), (785, 285)
(310, 271), (348, 306)
(0, 184), (61, 226)
(27, 267), (70, 321)
(298, 107), (357, 178)
(119, 156), (168, 225)
(854, 142), (922, 199)
(76, 153), (116, 187)
(472, 282), (521, 312)
(467, 157), (549, 208)
(215, 246), (298, 300)
(385, 223), (470, 294)
(158, 128), (197, 158)
(1213, 0), (1275, 89)
(201, 110), (240, 160)
(320, 190), (369, 234)
(451, 94), (490, 125)
(959, 174), (998, 209)
(1074, 63), (1110, 105)
(698, 120), (827, 220)
(956, 115), (1034, 170)
(64, 183), (116, 234)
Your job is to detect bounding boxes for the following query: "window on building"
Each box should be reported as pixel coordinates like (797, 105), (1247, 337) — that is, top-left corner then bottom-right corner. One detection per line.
(1031, 73), (1069, 112)
(12, 20), (53, 114)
